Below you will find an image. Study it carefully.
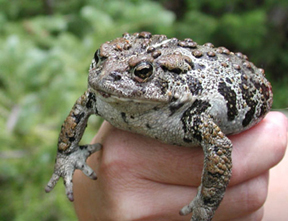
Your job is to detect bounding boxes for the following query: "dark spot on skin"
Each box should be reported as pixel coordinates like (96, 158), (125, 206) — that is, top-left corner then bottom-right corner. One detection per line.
(207, 171), (223, 179)
(94, 49), (100, 64)
(218, 81), (238, 121)
(171, 68), (182, 74)
(170, 96), (178, 103)
(186, 75), (203, 95)
(58, 148), (72, 155)
(183, 100), (211, 119)
(121, 112), (128, 123)
(242, 104), (257, 127)
(79, 145), (87, 150)
(202, 187), (224, 207)
(140, 87), (146, 95)
(214, 68), (220, 75)
(181, 100), (211, 142)
(161, 66), (183, 75)
(86, 92), (96, 109)
(240, 75), (258, 127)
(206, 55), (218, 61)
(169, 101), (185, 116)
(191, 116), (203, 142)
(73, 112), (85, 124)
(146, 123), (151, 129)
(153, 106), (160, 111)
(69, 137), (75, 142)
(183, 137), (192, 143)
(213, 146), (219, 152)
(225, 77), (232, 84)
(252, 80), (271, 118)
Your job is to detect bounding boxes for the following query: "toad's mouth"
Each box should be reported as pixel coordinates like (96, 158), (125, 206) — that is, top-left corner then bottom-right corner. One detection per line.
(98, 90), (112, 99)
(95, 89), (161, 103)
(94, 89), (172, 104)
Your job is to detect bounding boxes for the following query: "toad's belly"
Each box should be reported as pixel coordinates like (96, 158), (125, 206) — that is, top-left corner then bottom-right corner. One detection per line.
(95, 96), (251, 147)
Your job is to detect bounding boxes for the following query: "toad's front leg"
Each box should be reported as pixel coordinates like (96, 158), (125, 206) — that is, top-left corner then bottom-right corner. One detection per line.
(45, 91), (102, 201)
(180, 113), (232, 221)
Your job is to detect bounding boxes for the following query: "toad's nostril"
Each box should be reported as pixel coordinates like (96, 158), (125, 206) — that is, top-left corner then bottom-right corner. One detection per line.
(110, 71), (122, 81)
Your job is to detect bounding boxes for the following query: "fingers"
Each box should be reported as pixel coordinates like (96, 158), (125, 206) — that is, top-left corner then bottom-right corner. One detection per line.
(73, 113), (282, 220)
(214, 172), (269, 220)
(73, 165), (268, 220)
(229, 111), (287, 185)
(228, 207), (264, 221)
(91, 112), (286, 188)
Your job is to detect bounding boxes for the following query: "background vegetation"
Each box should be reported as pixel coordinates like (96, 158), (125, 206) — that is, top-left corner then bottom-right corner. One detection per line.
(0, 0), (287, 220)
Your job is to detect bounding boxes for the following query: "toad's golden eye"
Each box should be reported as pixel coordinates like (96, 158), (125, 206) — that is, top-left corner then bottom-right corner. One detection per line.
(133, 62), (153, 81)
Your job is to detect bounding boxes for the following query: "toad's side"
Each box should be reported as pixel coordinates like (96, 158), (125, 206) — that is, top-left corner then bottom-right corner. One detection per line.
(46, 32), (272, 221)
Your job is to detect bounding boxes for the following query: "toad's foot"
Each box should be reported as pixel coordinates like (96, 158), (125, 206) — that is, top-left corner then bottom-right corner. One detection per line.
(179, 189), (215, 221)
(45, 143), (102, 201)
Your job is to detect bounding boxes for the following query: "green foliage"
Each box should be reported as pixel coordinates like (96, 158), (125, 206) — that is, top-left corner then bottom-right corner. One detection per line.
(219, 10), (267, 50)
(175, 10), (218, 43)
(0, 1), (175, 220)
(0, 0), (287, 220)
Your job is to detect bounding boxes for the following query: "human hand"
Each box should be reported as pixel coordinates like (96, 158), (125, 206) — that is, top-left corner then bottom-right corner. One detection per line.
(263, 112), (288, 220)
(73, 111), (287, 221)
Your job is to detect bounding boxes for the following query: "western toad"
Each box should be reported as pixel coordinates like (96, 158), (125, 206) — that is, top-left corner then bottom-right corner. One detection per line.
(45, 32), (272, 221)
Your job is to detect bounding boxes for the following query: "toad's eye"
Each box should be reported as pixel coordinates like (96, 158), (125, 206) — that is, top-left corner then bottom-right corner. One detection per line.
(133, 62), (153, 82)
(93, 49), (100, 64)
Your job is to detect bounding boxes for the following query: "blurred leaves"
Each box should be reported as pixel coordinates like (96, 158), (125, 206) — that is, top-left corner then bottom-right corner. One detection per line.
(0, 0), (287, 220)
(175, 11), (218, 43)
(0, 1), (175, 220)
(219, 10), (267, 50)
